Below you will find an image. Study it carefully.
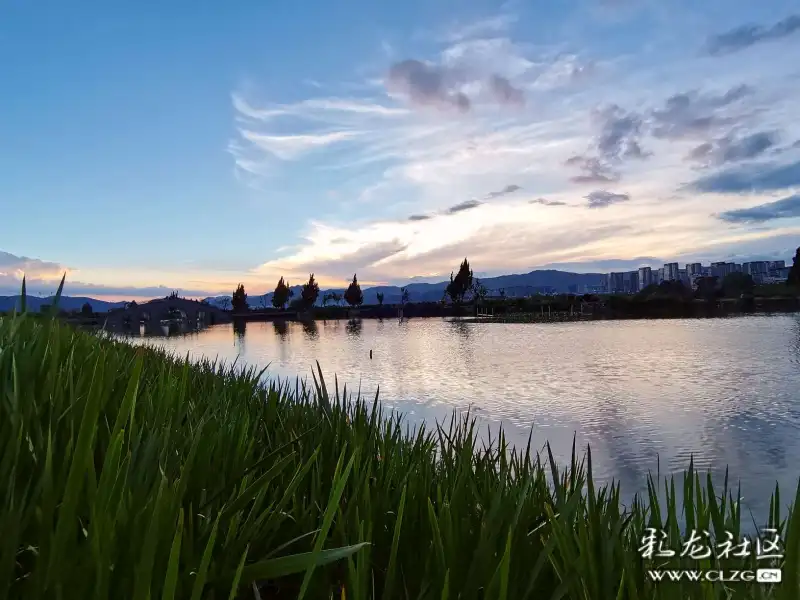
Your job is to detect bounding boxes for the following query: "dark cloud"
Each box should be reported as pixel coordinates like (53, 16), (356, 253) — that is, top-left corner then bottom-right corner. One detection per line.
(529, 198), (568, 206)
(387, 60), (470, 112)
(407, 214), (431, 221)
(488, 75), (525, 106)
(566, 156), (621, 184)
(386, 59), (525, 112)
(446, 199), (483, 213)
(717, 194), (800, 224)
(706, 15), (800, 56)
(651, 85), (752, 139)
(594, 104), (648, 161)
(585, 190), (630, 209)
(485, 184), (522, 199)
(687, 130), (778, 165)
(689, 159), (800, 194)
(565, 105), (648, 183)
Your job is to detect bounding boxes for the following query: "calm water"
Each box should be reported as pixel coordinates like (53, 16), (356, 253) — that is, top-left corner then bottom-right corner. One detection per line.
(126, 315), (800, 521)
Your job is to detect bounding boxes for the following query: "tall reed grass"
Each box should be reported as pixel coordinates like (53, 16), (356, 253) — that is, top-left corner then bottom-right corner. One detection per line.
(0, 282), (798, 598)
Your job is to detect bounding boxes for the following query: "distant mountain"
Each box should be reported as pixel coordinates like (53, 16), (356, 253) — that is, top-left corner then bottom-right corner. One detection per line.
(202, 270), (606, 308)
(0, 295), (127, 313)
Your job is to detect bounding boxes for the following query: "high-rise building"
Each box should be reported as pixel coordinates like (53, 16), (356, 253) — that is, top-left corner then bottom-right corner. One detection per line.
(638, 267), (653, 291)
(622, 271), (639, 293)
(686, 263), (703, 278)
(711, 261), (727, 278)
(663, 263), (680, 281)
(606, 272), (625, 293)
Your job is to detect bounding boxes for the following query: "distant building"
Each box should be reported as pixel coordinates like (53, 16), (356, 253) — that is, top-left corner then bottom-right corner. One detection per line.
(638, 267), (653, 291)
(686, 263), (703, 278)
(663, 263), (680, 281)
(606, 272), (625, 294)
(622, 271), (639, 294)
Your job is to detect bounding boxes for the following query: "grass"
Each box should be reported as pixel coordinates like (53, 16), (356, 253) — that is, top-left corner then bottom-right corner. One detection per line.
(1, 282), (799, 598)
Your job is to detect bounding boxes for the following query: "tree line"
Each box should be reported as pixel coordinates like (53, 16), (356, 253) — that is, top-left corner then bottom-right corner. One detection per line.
(227, 248), (800, 312)
(228, 258), (488, 312)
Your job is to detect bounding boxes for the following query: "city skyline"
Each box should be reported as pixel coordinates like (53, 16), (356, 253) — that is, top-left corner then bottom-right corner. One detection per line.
(3, 1), (800, 300)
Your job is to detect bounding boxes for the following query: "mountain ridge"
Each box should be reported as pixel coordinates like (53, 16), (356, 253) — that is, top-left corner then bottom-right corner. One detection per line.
(0, 269), (606, 312)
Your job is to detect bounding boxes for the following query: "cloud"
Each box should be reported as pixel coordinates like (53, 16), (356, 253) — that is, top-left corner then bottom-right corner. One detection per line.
(488, 75), (525, 106)
(441, 14), (517, 43)
(689, 159), (800, 193)
(446, 199), (483, 213)
(717, 194), (800, 224)
(650, 85), (752, 139)
(408, 214), (431, 221)
(485, 184), (522, 199)
(385, 59), (471, 112)
(595, 105), (647, 160)
(706, 15), (800, 56)
(566, 156), (621, 184)
(688, 131), (778, 166)
(585, 190), (630, 209)
(566, 104), (648, 182)
(530, 198), (568, 206)
(237, 130), (361, 161)
(0, 251), (65, 281)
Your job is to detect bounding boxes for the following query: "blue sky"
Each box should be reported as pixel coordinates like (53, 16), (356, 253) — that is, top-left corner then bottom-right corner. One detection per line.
(2, 0), (800, 299)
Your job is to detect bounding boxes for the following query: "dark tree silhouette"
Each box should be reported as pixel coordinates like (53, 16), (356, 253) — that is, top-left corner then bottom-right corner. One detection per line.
(693, 276), (720, 300)
(446, 258), (474, 304)
(400, 287), (410, 305)
(231, 284), (248, 312)
(272, 277), (290, 309)
(301, 273), (320, 308)
(81, 302), (93, 316)
(376, 292), (384, 306)
(220, 297), (231, 311)
(471, 278), (488, 303)
(722, 272), (755, 297)
(789, 247), (800, 287)
(344, 274), (364, 307)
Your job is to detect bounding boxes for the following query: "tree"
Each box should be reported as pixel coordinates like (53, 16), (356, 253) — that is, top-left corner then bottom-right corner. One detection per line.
(445, 258), (474, 304)
(272, 277), (290, 310)
(81, 302), (93, 316)
(376, 292), (384, 306)
(400, 287), (410, 305)
(232, 284), (249, 312)
(344, 274), (363, 307)
(694, 276), (720, 300)
(331, 291), (343, 306)
(124, 300), (138, 310)
(789, 247), (800, 287)
(722, 272), (755, 297)
(301, 273), (320, 308)
(471, 278), (488, 304)
(220, 297), (231, 311)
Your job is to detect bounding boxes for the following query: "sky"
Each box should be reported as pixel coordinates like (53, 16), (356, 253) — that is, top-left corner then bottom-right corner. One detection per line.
(2, 0), (800, 300)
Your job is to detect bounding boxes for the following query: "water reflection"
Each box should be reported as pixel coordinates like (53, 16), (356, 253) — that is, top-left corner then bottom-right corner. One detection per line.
(346, 319), (362, 337)
(302, 319), (319, 340)
(233, 319), (247, 337)
(273, 320), (288, 339)
(124, 314), (800, 523)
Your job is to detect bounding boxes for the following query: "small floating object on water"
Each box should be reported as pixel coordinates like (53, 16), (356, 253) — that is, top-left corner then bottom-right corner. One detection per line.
(370, 349), (373, 359)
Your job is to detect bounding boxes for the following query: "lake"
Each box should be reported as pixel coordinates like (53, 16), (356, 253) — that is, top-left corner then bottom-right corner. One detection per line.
(126, 315), (800, 522)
